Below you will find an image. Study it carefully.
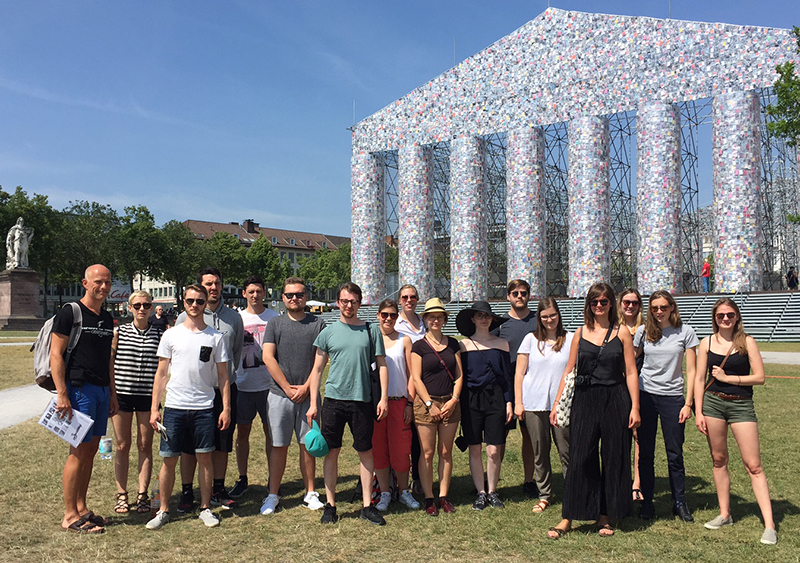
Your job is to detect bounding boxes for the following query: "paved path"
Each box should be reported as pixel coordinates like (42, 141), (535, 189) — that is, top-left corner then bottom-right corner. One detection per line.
(0, 384), (53, 429)
(0, 342), (34, 347)
(761, 351), (800, 366)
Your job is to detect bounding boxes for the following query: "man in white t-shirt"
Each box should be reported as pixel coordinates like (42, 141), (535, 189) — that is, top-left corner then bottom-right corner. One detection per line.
(228, 275), (279, 498)
(146, 284), (231, 530)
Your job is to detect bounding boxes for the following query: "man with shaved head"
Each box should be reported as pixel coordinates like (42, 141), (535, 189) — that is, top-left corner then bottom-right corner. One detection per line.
(51, 264), (118, 533)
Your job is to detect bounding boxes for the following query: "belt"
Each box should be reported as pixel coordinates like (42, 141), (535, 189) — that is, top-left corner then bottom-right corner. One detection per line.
(427, 394), (453, 401)
(708, 390), (749, 401)
(388, 396), (406, 401)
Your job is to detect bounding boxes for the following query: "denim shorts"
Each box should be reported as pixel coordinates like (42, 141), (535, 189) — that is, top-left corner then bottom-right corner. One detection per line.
(68, 382), (110, 442)
(161, 407), (215, 457)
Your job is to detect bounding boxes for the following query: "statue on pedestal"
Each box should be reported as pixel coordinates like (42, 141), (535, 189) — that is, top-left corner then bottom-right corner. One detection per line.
(5, 217), (34, 270)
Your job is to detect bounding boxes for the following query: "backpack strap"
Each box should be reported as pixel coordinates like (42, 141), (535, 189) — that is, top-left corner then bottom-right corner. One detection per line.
(65, 301), (83, 358)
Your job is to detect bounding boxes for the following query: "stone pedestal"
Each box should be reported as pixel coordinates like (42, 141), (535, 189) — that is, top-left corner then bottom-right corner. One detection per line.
(0, 268), (45, 331)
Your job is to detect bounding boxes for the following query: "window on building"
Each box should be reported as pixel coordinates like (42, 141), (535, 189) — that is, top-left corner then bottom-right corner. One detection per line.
(289, 252), (294, 262)
(290, 238), (295, 246)
(322, 241), (327, 249)
(272, 236), (278, 244)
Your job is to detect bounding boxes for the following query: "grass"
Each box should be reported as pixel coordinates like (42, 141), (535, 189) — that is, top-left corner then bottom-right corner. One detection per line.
(0, 344), (34, 390)
(0, 331), (39, 338)
(755, 342), (800, 353)
(1, 370), (799, 562)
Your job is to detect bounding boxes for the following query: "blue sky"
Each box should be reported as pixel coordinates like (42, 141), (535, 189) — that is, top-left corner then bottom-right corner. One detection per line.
(1, 0), (798, 237)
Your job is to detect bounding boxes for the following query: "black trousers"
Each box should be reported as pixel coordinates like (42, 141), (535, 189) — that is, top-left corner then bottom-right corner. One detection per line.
(562, 383), (632, 520)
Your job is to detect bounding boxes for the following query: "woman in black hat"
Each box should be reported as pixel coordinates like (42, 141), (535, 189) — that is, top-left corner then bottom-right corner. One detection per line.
(456, 301), (513, 511)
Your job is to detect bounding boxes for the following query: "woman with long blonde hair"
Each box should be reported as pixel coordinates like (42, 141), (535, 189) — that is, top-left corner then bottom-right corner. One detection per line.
(634, 291), (698, 522)
(694, 298), (776, 545)
(618, 288), (644, 502)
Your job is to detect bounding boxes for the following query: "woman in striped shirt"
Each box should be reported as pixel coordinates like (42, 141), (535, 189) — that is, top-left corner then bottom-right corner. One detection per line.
(111, 290), (165, 514)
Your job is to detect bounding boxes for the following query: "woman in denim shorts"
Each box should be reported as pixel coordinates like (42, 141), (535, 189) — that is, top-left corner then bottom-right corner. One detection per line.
(694, 298), (777, 545)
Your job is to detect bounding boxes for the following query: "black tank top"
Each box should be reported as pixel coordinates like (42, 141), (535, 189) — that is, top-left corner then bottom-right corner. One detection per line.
(577, 335), (625, 386)
(707, 342), (753, 398)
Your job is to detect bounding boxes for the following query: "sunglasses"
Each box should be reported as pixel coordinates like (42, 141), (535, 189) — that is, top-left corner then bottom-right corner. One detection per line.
(283, 292), (306, 300)
(400, 295), (418, 301)
(590, 299), (610, 307)
(511, 290), (529, 298)
(650, 305), (671, 312)
(622, 299), (640, 306)
(715, 312), (737, 320)
(379, 312), (399, 320)
(131, 302), (153, 310)
(184, 298), (206, 306)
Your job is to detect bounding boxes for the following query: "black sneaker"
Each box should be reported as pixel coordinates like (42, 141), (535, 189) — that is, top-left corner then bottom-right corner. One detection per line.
(472, 493), (489, 511)
(321, 503), (338, 524)
(229, 478), (248, 498)
(640, 501), (655, 520)
(522, 481), (539, 499)
(487, 492), (505, 509)
(360, 505), (387, 526)
(210, 488), (237, 510)
(177, 490), (195, 513)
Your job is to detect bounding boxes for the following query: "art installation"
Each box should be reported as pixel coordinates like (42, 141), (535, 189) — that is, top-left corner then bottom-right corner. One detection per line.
(351, 8), (800, 302)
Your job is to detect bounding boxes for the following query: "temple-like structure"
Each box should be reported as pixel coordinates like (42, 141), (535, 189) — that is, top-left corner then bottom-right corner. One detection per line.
(350, 8), (800, 303)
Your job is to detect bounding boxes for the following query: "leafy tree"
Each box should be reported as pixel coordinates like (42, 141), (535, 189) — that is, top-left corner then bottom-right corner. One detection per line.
(297, 242), (351, 299)
(56, 200), (121, 287)
(766, 27), (800, 147)
(117, 205), (160, 289)
(204, 231), (247, 287)
(385, 244), (398, 274)
(153, 220), (206, 306)
(246, 235), (284, 295)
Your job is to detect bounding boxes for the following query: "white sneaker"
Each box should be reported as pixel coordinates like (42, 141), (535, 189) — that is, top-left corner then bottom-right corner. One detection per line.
(376, 491), (391, 512)
(146, 510), (169, 530)
(198, 508), (219, 527)
(260, 494), (280, 515)
(399, 489), (421, 510)
(303, 491), (324, 510)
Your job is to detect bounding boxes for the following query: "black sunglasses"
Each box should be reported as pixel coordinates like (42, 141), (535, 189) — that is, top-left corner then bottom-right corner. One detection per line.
(184, 298), (206, 306)
(131, 302), (153, 310)
(283, 292), (306, 299)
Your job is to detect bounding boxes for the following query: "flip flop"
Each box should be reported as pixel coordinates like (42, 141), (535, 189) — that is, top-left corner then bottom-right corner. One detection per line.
(81, 512), (110, 527)
(64, 516), (104, 534)
(548, 526), (570, 540)
(598, 523), (615, 537)
(632, 488), (643, 502)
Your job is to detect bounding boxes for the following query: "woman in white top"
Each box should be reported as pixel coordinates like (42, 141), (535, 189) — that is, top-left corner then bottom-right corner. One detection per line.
(633, 291), (698, 523)
(372, 299), (421, 512)
(395, 284), (426, 342)
(514, 297), (572, 514)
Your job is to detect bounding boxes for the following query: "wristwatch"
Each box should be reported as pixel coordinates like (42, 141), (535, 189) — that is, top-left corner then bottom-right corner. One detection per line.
(424, 400), (432, 410)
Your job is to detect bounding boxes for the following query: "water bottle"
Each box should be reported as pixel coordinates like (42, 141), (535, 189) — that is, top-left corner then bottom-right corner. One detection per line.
(150, 476), (161, 517)
(99, 437), (112, 460)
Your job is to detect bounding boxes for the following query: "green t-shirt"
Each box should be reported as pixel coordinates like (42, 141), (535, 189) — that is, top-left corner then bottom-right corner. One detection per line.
(313, 320), (385, 402)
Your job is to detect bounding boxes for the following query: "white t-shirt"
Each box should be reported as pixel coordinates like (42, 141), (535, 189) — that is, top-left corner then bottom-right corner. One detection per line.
(236, 308), (279, 392)
(157, 324), (229, 410)
(634, 324), (699, 396)
(384, 335), (410, 398)
(517, 332), (574, 411)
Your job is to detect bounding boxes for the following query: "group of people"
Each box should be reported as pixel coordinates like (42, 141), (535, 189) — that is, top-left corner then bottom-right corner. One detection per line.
(49, 265), (776, 545)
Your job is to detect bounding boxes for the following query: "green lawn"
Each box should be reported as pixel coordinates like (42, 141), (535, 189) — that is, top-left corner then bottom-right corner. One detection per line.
(0, 344), (34, 390)
(1, 374), (798, 562)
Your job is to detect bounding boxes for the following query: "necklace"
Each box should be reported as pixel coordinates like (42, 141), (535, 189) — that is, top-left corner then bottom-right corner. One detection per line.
(426, 333), (444, 347)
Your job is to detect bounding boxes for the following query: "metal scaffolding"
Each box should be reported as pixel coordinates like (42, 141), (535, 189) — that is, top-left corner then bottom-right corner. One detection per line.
(543, 122), (570, 296)
(606, 111), (636, 291)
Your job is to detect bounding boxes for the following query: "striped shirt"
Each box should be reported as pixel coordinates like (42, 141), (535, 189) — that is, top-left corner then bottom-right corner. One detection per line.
(114, 322), (164, 396)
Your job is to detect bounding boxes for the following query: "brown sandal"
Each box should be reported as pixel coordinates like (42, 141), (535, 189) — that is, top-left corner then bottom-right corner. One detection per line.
(114, 492), (129, 514)
(136, 491), (151, 514)
(532, 499), (549, 513)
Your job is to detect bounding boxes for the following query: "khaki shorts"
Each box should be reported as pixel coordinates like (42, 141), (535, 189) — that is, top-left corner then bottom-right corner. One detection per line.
(703, 391), (757, 424)
(414, 395), (461, 426)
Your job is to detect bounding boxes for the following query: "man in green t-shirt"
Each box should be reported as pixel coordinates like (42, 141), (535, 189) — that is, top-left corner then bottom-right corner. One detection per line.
(307, 282), (388, 526)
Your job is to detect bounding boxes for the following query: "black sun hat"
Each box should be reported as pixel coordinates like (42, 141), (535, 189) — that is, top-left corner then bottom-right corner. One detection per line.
(455, 301), (508, 337)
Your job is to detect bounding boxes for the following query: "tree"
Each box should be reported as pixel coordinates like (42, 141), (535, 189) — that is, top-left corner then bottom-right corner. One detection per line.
(204, 231), (247, 287)
(766, 26), (800, 146)
(153, 220), (206, 306)
(117, 205), (160, 290)
(55, 200), (121, 288)
(297, 242), (351, 298)
(246, 235), (284, 294)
